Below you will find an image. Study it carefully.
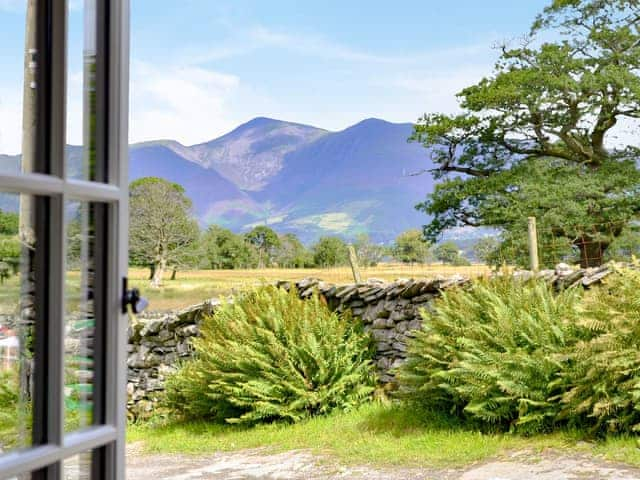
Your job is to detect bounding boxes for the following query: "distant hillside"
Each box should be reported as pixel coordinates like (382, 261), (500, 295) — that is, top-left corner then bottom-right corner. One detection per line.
(1, 117), (444, 244)
(255, 118), (435, 243)
(168, 117), (328, 191)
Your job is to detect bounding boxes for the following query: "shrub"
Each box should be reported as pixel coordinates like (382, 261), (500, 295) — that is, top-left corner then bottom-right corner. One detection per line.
(165, 286), (376, 424)
(0, 367), (31, 450)
(558, 267), (640, 433)
(397, 277), (585, 433)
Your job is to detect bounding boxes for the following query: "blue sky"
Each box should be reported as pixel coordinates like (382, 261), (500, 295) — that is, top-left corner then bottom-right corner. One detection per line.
(0, 0), (549, 153)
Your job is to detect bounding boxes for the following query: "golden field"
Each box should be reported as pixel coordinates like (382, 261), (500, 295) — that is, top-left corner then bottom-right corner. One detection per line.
(129, 263), (492, 311)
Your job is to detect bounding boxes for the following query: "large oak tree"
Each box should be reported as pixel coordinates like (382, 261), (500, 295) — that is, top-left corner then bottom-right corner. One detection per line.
(129, 177), (199, 287)
(412, 0), (640, 267)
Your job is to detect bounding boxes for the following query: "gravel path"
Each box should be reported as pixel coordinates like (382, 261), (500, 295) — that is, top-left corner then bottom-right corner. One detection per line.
(126, 448), (640, 480)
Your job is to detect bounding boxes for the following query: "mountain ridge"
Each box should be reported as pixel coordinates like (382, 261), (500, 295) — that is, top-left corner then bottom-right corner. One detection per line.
(1, 117), (437, 244)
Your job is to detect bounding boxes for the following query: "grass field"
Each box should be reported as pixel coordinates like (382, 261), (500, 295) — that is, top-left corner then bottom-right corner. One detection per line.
(0, 263), (490, 314)
(127, 402), (640, 468)
(129, 263), (492, 311)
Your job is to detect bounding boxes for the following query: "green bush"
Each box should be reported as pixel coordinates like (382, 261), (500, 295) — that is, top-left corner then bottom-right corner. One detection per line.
(0, 367), (31, 450)
(165, 286), (376, 424)
(558, 267), (640, 433)
(397, 277), (586, 433)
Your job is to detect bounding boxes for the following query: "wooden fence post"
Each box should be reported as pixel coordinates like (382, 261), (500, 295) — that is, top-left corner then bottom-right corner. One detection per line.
(528, 216), (540, 272)
(348, 245), (362, 283)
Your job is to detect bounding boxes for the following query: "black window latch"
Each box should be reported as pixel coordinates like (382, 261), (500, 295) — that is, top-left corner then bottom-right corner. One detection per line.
(122, 277), (149, 314)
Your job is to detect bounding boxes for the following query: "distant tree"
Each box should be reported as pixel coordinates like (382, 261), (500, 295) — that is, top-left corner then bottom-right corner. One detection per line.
(605, 226), (640, 262)
(433, 241), (463, 264)
(0, 235), (20, 277)
(203, 225), (258, 269)
(245, 226), (280, 268)
(472, 236), (501, 265)
(312, 236), (349, 267)
(66, 215), (83, 269)
(392, 229), (431, 264)
(274, 233), (312, 268)
(353, 233), (385, 267)
(0, 236), (20, 259)
(0, 210), (18, 236)
(167, 222), (203, 280)
(129, 177), (200, 287)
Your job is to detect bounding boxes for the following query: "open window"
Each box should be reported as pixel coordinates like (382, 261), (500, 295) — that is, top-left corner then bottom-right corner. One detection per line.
(0, 1), (129, 479)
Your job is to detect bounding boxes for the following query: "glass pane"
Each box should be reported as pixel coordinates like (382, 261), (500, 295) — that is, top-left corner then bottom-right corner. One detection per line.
(0, 193), (37, 456)
(0, 0), (37, 174)
(64, 450), (93, 480)
(65, 201), (97, 431)
(66, 0), (100, 181)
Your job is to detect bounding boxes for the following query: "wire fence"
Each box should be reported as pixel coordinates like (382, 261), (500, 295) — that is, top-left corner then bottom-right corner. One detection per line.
(488, 219), (639, 270)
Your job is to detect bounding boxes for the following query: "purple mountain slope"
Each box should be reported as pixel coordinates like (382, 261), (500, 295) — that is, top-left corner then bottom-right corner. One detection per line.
(128, 117), (437, 243)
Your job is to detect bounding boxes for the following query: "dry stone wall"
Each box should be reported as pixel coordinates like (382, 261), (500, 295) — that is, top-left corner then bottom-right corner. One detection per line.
(125, 262), (626, 416)
(276, 275), (468, 383)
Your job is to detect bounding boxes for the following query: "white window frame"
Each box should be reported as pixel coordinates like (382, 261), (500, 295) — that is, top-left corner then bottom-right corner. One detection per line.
(0, 1), (129, 478)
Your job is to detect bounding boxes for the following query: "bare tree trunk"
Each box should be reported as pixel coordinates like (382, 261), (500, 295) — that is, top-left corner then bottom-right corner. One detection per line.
(170, 268), (177, 281)
(150, 258), (166, 288)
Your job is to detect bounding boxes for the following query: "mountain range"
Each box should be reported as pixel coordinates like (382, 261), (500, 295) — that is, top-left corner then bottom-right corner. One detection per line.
(1, 117), (449, 244)
(129, 117), (438, 244)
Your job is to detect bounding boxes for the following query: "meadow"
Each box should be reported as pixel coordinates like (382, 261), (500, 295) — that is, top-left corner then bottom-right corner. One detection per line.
(129, 263), (492, 311)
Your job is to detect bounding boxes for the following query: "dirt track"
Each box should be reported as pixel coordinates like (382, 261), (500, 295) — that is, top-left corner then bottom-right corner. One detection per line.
(126, 448), (640, 480)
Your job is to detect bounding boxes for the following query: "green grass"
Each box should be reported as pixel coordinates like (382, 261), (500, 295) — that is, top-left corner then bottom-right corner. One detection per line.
(127, 402), (640, 468)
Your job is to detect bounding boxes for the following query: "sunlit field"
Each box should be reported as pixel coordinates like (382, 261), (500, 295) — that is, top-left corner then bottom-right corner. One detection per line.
(129, 263), (492, 311)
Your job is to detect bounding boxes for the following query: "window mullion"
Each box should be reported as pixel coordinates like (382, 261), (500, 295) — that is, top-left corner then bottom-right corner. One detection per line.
(47, 194), (66, 480)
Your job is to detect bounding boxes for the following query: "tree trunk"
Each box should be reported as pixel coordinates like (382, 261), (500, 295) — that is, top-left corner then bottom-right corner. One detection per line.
(170, 268), (177, 280)
(577, 239), (607, 268)
(148, 263), (155, 280)
(150, 259), (166, 288)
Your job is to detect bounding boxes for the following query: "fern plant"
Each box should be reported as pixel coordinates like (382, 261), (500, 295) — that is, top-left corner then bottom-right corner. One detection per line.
(557, 267), (640, 433)
(165, 286), (375, 424)
(397, 277), (585, 433)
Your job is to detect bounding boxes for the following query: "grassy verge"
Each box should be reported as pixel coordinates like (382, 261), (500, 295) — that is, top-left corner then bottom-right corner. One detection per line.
(127, 402), (640, 468)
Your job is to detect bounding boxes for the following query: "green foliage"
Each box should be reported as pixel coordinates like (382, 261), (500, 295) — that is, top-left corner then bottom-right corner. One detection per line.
(392, 229), (431, 264)
(274, 233), (313, 268)
(0, 367), (30, 450)
(412, 0), (640, 267)
(604, 227), (640, 262)
(472, 237), (501, 265)
(312, 236), (349, 267)
(0, 235), (20, 260)
(203, 225), (258, 269)
(0, 209), (18, 235)
(165, 286), (376, 425)
(433, 241), (469, 265)
(129, 177), (200, 285)
(245, 226), (280, 267)
(557, 267), (640, 434)
(353, 233), (385, 267)
(397, 277), (585, 433)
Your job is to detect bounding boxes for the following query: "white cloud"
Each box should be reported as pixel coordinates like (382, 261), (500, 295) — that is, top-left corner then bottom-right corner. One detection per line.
(129, 61), (242, 145)
(188, 25), (495, 67)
